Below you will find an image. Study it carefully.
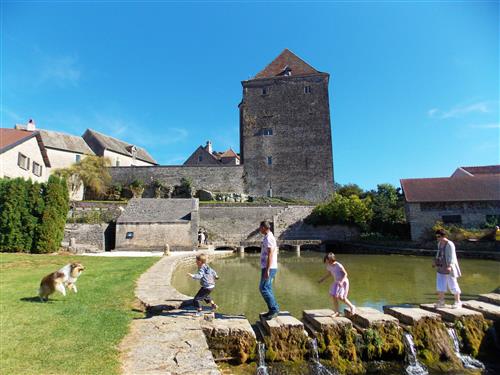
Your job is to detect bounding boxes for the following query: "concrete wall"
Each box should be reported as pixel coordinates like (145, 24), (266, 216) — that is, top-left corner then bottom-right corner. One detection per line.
(63, 223), (107, 252)
(46, 148), (86, 170)
(406, 201), (500, 240)
(109, 165), (245, 193)
(240, 74), (334, 202)
(104, 149), (155, 167)
(0, 137), (48, 182)
(115, 222), (193, 251)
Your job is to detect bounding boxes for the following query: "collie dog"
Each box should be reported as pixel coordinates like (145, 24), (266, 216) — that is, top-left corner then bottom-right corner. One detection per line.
(38, 263), (85, 301)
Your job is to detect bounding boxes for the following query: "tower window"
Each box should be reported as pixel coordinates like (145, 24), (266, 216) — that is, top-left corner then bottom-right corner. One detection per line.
(304, 86), (311, 93)
(267, 156), (273, 165)
(262, 87), (268, 95)
(198, 155), (203, 162)
(263, 128), (273, 136)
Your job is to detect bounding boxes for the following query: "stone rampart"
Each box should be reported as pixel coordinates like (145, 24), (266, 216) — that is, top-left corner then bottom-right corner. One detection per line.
(63, 223), (107, 252)
(109, 165), (244, 194)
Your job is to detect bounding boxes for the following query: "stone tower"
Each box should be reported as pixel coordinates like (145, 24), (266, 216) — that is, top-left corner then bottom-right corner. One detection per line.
(239, 49), (334, 202)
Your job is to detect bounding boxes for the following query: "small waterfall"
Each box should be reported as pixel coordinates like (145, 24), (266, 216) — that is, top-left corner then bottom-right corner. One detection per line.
(256, 342), (269, 375)
(308, 338), (336, 375)
(447, 328), (485, 370)
(403, 333), (428, 375)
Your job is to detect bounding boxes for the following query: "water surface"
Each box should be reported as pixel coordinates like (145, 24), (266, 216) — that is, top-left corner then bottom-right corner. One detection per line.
(172, 252), (500, 321)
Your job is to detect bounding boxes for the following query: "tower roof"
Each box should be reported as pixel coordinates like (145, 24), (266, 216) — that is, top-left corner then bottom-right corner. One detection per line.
(253, 49), (322, 79)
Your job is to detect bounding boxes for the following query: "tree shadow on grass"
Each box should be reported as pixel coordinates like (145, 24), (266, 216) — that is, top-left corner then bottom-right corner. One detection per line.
(20, 296), (54, 303)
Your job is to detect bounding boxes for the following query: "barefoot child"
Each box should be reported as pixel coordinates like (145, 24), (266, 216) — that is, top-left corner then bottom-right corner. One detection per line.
(318, 252), (356, 316)
(187, 254), (219, 316)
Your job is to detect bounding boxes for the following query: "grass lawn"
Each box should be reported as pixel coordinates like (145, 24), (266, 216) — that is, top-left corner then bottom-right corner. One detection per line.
(0, 253), (158, 375)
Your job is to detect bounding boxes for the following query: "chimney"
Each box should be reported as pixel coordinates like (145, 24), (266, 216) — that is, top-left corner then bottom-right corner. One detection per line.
(26, 119), (36, 131)
(205, 141), (213, 154)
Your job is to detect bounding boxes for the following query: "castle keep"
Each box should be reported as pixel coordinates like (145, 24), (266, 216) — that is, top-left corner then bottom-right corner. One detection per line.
(109, 49), (334, 202)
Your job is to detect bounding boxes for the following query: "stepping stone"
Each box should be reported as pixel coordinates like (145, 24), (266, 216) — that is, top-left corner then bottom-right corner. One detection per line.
(201, 314), (256, 364)
(478, 293), (500, 306)
(462, 300), (500, 321)
(303, 309), (352, 331)
(420, 303), (482, 322)
(383, 306), (441, 325)
(346, 306), (398, 328)
(258, 311), (309, 362)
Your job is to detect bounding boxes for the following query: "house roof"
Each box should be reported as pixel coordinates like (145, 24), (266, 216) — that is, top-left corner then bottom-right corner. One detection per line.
(0, 128), (51, 167)
(400, 175), (500, 203)
(220, 148), (239, 159)
(117, 198), (198, 224)
(38, 129), (94, 155)
(83, 129), (157, 164)
(461, 165), (500, 175)
(253, 49), (323, 79)
(183, 145), (221, 165)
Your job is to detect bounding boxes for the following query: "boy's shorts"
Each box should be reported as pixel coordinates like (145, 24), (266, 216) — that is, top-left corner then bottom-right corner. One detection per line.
(436, 273), (461, 294)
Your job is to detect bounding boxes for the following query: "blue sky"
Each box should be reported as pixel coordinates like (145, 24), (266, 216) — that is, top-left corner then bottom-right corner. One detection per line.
(1, 1), (499, 190)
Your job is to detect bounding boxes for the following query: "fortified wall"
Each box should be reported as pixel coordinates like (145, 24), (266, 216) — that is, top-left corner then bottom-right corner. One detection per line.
(109, 165), (245, 194)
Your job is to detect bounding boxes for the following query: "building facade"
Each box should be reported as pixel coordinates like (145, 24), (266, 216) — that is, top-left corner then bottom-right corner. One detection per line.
(239, 49), (334, 201)
(401, 166), (500, 240)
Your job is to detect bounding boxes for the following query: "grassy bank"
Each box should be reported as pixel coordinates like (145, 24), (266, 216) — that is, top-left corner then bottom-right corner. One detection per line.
(0, 253), (157, 375)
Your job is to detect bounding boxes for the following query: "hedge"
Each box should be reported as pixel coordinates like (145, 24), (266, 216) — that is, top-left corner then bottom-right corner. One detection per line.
(0, 176), (69, 253)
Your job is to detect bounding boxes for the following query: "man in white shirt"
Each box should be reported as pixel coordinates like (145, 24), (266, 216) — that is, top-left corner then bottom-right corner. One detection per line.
(259, 221), (280, 320)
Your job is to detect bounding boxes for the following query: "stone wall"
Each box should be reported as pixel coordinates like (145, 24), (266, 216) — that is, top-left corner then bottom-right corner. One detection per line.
(200, 204), (359, 246)
(63, 223), (107, 252)
(109, 165), (244, 194)
(69, 201), (126, 222)
(240, 74), (334, 202)
(115, 222), (193, 251)
(406, 201), (500, 241)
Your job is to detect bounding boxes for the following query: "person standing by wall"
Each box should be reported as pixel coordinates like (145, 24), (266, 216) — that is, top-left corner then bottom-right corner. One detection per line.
(433, 229), (462, 309)
(259, 221), (280, 320)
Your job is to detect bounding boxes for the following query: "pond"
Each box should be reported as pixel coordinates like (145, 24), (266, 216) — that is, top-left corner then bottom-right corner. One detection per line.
(172, 252), (500, 321)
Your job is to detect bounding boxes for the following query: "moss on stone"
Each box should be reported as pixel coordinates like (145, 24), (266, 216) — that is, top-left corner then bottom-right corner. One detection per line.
(454, 316), (490, 357)
(264, 325), (309, 362)
(316, 324), (364, 374)
(411, 318), (462, 372)
(361, 323), (404, 361)
(204, 330), (256, 364)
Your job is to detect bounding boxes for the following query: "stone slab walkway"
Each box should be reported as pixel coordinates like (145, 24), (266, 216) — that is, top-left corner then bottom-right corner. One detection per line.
(120, 251), (232, 375)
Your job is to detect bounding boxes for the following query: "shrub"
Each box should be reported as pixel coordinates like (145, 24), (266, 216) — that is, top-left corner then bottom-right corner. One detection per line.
(430, 221), (491, 242)
(0, 178), (30, 252)
(35, 176), (70, 253)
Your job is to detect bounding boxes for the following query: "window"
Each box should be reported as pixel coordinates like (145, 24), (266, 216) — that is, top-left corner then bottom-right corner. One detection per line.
(304, 86), (311, 93)
(116, 159), (120, 167)
(75, 154), (81, 163)
(263, 128), (273, 136)
(17, 153), (29, 170)
(126, 232), (134, 239)
(262, 87), (268, 95)
(267, 156), (273, 165)
(442, 215), (462, 224)
(198, 155), (203, 162)
(267, 188), (273, 198)
(32, 162), (42, 177)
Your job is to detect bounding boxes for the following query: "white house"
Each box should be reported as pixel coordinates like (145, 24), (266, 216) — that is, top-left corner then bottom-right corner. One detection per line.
(0, 128), (51, 183)
(82, 129), (157, 167)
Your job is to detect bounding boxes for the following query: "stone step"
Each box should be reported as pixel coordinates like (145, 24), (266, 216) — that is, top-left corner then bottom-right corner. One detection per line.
(383, 306), (441, 325)
(201, 314), (256, 364)
(419, 303), (483, 322)
(302, 309), (353, 332)
(259, 311), (304, 333)
(346, 306), (399, 329)
(462, 300), (500, 321)
(478, 293), (500, 306)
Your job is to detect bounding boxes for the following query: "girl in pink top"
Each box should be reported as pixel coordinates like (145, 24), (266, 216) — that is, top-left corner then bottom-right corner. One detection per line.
(318, 253), (356, 316)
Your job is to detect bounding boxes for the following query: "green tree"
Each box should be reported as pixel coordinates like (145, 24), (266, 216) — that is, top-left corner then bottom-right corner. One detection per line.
(54, 155), (111, 199)
(367, 183), (406, 235)
(335, 183), (365, 198)
(35, 176), (69, 253)
(0, 179), (30, 252)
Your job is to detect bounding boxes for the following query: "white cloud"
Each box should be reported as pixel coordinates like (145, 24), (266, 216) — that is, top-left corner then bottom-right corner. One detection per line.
(428, 101), (496, 119)
(469, 123), (500, 129)
(37, 55), (81, 87)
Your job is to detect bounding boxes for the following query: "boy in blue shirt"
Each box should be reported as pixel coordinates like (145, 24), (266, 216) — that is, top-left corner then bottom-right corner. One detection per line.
(188, 254), (219, 316)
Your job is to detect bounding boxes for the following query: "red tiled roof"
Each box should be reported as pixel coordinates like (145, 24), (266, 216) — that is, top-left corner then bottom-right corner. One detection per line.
(400, 175), (500, 203)
(220, 148), (239, 159)
(0, 128), (35, 150)
(461, 165), (500, 175)
(253, 49), (321, 79)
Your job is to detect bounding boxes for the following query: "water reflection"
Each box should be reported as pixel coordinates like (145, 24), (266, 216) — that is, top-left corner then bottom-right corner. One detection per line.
(172, 252), (500, 321)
